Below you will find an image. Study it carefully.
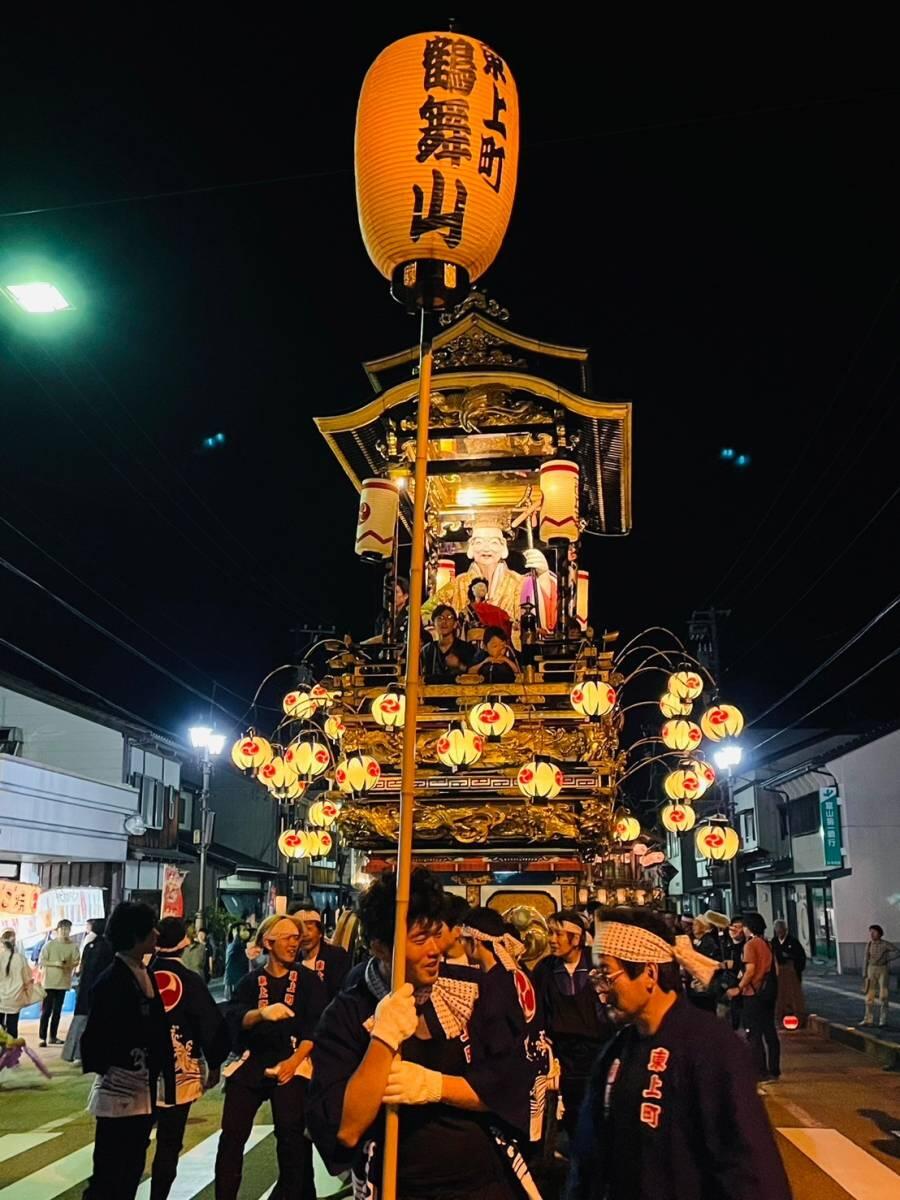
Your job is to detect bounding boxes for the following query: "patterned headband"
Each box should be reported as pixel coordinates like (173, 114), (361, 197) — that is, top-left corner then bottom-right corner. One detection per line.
(595, 920), (719, 987)
(460, 925), (524, 974)
(293, 910), (321, 924)
(553, 919), (586, 938)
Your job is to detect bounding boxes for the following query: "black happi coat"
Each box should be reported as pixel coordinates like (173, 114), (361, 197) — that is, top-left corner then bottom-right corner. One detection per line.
(151, 951), (230, 1104)
(226, 965), (327, 1089)
(75, 935), (115, 1016)
(308, 961), (537, 1197)
(567, 999), (791, 1200)
(299, 939), (352, 1003)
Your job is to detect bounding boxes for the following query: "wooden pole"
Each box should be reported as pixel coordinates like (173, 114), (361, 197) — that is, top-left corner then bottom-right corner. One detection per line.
(381, 309), (432, 1200)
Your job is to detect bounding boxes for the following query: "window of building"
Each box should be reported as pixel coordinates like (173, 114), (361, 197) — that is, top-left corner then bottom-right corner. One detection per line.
(739, 809), (757, 847)
(178, 790), (194, 831)
(138, 776), (166, 830)
(789, 791), (821, 837)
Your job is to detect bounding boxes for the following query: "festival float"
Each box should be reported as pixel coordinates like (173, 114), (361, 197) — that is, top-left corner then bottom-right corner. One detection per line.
(229, 28), (745, 950)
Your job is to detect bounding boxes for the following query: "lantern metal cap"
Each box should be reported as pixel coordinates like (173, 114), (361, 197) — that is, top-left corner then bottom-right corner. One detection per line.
(390, 260), (471, 313)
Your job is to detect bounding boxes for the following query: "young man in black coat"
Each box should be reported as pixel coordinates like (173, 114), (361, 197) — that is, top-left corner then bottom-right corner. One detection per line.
(150, 917), (230, 1200)
(81, 902), (175, 1200)
(215, 915), (327, 1200)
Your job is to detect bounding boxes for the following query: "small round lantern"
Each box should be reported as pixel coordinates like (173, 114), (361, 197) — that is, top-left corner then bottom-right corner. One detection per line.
(231, 733), (273, 772)
(305, 831), (322, 857)
(516, 759), (563, 801)
(570, 680), (617, 720)
(287, 738), (331, 779)
(316, 830), (334, 858)
(468, 701), (515, 740)
(664, 768), (703, 802)
(436, 725), (483, 771)
(612, 811), (642, 842)
(782, 1014), (800, 1031)
(278, 828), (309, 860)
(683, 758), (716, 795)
(324, 715), (346, 742)
(310, 683), (334, 710)
(668, 670), (704, 701)
(258, 755), (299, 795)
(700, 704), (745, 742)
(355, 478), (399, 561)
(539, 459), (580, 544)
(661, 719), (703, 752)
(695, 820), (741, 861)
(356, 32), (519, 310)
(372, 690), (406, 730)
(282, 691), (317, 720)
(335, 753), (381, 796)
(319, 798), (340, 826)
(661, 802), (698, 834)
(282, 778), (309, 802)
(659, 692), (693, 719)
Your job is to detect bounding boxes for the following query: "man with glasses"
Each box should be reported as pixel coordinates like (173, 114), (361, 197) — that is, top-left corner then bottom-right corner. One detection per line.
(422, 605), (477, 682)
(567, 908), (790, 1200)
(215, 916), (326, 1199)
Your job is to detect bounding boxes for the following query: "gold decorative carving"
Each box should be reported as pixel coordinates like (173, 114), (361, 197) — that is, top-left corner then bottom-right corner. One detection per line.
(431, 334), (528, 375)
(337, 801), (583, 846)
(401, 386), (549, 434)
(439, 291), (510, 325)
(342, 723), (620, 769)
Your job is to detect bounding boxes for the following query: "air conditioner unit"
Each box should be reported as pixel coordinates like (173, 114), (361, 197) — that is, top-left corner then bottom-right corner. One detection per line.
(0, 727), (23, 756)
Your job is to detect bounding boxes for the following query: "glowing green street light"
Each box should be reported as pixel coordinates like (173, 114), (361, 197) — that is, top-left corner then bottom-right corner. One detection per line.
(2, 282), (73, 313)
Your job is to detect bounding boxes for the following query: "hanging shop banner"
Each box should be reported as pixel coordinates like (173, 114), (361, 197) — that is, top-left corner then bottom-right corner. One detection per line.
(161, 865), (187, 918)
(819, 786), (843, 868)
(0, 881), (41, 916)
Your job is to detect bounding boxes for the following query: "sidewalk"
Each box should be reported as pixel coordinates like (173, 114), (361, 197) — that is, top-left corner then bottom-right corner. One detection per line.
(802, 961), (900, 1069)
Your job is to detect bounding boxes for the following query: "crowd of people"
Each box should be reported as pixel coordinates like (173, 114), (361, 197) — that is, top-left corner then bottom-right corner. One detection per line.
(3, 883), (897, 1198)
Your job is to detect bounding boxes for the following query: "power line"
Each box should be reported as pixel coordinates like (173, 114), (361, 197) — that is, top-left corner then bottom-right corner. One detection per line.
(752, 645), (900, 754)
(0, 94), (880, 221)
(728, 479), (900, 670)
(0, 553), (243, 723)
(0, 635), (181, 740)
(0, 510), (253, 706)
(747, 589), (900, 730)
(704, 272), (900, 605)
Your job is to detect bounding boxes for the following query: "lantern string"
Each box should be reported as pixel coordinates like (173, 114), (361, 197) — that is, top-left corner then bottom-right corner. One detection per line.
(613, 627), (687, 664)
(613, 643), (679, 670)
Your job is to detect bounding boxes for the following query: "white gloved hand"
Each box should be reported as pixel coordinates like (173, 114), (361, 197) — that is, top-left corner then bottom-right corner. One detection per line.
(382, 1059), (443, 1106)
(371, 983), (418, 1051)
(261, 1002), (294, 1023)
(523, 549), (549, 574)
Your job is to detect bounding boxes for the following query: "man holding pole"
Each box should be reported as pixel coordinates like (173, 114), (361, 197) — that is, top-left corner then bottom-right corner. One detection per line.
(308, 869), (541, 1199)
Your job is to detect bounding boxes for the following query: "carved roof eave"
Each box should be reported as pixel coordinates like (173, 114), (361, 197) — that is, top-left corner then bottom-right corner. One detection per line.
(362, 313), (588, 393)
(315, 368), (629, 479)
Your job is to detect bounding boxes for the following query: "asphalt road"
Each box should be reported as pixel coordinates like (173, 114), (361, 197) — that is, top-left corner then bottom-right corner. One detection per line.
(1, 1022), (898, 1198)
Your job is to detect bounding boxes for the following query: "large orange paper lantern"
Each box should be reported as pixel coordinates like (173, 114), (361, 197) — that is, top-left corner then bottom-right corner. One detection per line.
(355, 478), (399, 562)
(661, 802), (697, 834)
(661, 719), (702, 753)
(468, 700), (515, 739)
(356, 32), (519, 310)
(231, 734), (273, 772)
(539, 460), (580, 543)
(668, 671), (704, 701)
(700, 704), (745, 742)
(695, 821), (741, 861)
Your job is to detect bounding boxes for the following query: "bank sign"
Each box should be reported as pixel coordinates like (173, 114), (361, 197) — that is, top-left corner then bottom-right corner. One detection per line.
(820, 786), (843, 867)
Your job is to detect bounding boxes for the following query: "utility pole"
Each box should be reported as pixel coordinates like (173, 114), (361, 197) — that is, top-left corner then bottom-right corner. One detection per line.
(688, 607), (730, 686)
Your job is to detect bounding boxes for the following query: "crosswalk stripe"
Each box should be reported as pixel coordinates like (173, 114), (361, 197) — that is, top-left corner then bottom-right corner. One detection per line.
(0, 1142), (94, 1199)
(0, 1134), (61, 1166)
(778, 1127), (900, 1199)
(134, 1124), (272, 1200)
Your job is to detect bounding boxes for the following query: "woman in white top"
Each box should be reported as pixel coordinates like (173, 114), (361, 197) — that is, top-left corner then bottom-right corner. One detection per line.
(0, 929), (36, 1039)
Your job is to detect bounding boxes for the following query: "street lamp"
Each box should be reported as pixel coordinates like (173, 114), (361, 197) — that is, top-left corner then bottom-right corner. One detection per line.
(2, 282), (73, 313)
(189, 725), (225, 926)
(713, 741), (743, 910)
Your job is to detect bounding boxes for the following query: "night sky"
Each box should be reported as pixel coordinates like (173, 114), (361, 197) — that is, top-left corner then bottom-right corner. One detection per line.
(2, 22), (898, 751)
